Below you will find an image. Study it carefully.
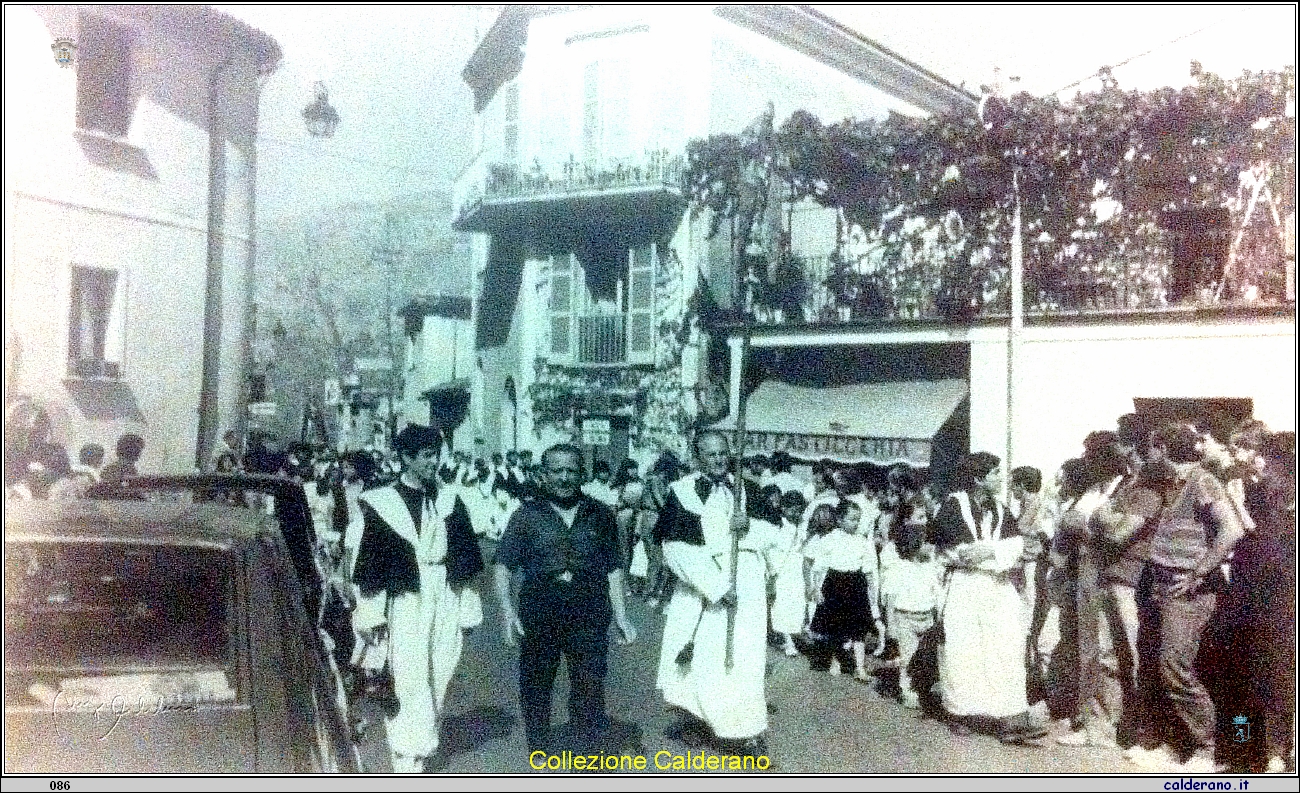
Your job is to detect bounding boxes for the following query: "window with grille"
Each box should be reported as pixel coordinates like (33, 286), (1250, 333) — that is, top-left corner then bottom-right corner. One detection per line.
(545, 244), (656, 366)
(67, 265), (125, 379)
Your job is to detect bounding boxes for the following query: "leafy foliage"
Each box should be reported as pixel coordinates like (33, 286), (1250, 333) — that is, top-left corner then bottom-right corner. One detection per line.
(528, 243), (698, 458)
(682, 66), (1295, 320)
(254, 195), (464, 438)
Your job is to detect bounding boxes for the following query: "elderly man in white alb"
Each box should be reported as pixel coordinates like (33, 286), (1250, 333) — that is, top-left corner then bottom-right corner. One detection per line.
(653, 431), (783, 757)
(351, 425), (485, 773)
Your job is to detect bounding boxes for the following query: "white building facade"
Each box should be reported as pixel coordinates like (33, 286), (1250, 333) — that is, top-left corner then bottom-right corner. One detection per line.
(453, 5), (969, 472)
(5, 6), (279, 472)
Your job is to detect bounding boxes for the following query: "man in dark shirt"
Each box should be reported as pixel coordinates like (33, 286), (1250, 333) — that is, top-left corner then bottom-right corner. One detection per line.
(100, 433), (145, 485)
(494, 442), (637, 756)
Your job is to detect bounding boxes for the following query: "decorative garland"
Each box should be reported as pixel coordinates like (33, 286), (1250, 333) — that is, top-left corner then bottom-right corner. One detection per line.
(527, 245), (696, 459)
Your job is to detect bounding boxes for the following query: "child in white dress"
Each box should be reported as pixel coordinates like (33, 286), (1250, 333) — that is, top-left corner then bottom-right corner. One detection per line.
(806, 501), (876, 681)
(770, 490), (809, 657)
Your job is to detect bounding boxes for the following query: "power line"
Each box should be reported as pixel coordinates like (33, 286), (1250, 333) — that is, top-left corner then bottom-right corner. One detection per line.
(1050, 20), (1226, 96)
(257, 134), (449, 177)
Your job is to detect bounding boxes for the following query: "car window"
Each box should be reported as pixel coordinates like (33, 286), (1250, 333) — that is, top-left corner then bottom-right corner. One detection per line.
(5, 540), (238, 708)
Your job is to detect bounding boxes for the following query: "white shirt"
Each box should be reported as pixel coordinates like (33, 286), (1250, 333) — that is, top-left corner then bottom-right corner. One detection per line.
(849, 493), (882, 544)
(880, 543), (942, 613)
(805, 529), (874, 573)
(768, 471), (807, 495)
(582, 479), (619, 508)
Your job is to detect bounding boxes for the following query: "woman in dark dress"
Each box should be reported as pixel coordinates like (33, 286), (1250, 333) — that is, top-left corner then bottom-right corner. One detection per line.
(1224, 426), (1295, 773)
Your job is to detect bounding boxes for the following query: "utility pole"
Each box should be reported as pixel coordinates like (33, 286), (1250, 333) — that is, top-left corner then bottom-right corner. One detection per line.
(376, 213), (402, 445)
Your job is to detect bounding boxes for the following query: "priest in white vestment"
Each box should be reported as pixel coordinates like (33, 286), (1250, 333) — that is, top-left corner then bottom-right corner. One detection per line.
(654, 431), (782, 752)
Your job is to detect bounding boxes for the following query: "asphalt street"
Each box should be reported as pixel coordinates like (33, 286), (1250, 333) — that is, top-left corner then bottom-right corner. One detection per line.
(356, 539), (1142, 775)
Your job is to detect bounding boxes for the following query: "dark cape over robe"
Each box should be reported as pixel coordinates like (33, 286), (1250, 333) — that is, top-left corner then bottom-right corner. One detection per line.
(931, 490), (1018, 551)
(352, 483), (484, 598)
(653, 473), (778, 546)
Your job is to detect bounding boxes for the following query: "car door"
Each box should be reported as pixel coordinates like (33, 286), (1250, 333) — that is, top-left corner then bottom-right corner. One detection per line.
(5, 535), (255, 773)
(253, 532), (358, 772)
(244, 534), (301, 771)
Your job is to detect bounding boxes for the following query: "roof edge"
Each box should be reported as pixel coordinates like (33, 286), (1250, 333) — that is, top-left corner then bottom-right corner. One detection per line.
(714, 5), (978, 117)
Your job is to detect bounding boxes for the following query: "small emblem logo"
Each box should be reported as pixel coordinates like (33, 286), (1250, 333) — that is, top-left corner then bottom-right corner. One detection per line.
(1231, 715), (1251, 743)
(52, 37), (76, 67)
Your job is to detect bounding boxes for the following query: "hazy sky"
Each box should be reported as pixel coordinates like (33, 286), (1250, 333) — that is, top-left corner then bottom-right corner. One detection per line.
(218, 4), (489, 223)
(221, 4), (1296, 225)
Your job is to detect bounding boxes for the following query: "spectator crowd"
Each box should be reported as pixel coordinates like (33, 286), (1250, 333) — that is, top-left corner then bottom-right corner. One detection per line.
(6, 400), (1293, 775)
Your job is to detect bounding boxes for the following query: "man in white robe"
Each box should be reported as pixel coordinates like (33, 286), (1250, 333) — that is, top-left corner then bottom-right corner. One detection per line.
(352, 425), (484, 773)
(654, 431), (782, 753)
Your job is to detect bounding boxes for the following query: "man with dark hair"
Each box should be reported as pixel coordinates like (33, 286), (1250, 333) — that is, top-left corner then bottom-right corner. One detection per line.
(101, 433), (145, 485)
(500, 450), (522, 498)
(209, 429), (241, 472)
(75, 443), (105, 478)
(654, 430), (784, 755)
(766, 450), (804, 495)
(352, 424), (484, 773)
(1087, 416), (1163, 757)
(494, 443), (636, 755)
(1137, 421), (1246, 773)
(518, 450), (536, 494)
(1009, 465), (1049, 615)
(58, 443), (107, 497)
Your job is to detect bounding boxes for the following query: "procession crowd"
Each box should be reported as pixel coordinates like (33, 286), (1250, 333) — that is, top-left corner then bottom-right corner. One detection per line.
(7, 403), (1293, 776)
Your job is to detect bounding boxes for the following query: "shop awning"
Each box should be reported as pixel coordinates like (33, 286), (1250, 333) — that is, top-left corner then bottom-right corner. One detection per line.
(711, 378), (969, 466)
(421, 380), (471, 430)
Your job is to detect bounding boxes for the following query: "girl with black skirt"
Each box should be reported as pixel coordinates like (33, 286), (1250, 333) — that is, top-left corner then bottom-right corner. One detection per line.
(806, 500), (875, 681)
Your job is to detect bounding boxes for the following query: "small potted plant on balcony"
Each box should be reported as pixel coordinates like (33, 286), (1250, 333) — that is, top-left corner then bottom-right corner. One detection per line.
(770, 251), (810, 324)
(487, 162), (519, 197)
(934, 256), (984, 323)
(825, 250), (859, 322)
(852, 276), (892, 320)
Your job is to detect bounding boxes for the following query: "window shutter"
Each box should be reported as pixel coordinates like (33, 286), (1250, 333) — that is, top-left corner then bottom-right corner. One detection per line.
(548, 255), (575, 363)
(104, 266), (125, 376)
(77, 13), (135, 138)
(626, 244), (655, 364)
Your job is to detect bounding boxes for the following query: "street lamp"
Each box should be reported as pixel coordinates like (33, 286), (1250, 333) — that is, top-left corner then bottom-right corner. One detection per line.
(302, 82), (341, 138)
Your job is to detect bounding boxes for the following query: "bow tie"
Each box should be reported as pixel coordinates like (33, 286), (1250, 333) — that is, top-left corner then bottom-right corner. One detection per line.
(695, 475), (730, 502)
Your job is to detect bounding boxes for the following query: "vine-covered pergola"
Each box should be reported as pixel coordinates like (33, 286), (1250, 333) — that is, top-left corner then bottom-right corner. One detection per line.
(683, 65), (1295, 322)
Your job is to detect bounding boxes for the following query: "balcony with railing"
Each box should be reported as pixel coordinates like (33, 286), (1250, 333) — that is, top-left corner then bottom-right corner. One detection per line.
(576, 314), (627, 365)
(730, 237), (1295, 331)
(452, 150), (687, 237)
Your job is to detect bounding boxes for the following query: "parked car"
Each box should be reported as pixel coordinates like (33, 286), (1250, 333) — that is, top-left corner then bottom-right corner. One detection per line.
(4, 499), (360, 772)
(85, 474), (324, 622)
